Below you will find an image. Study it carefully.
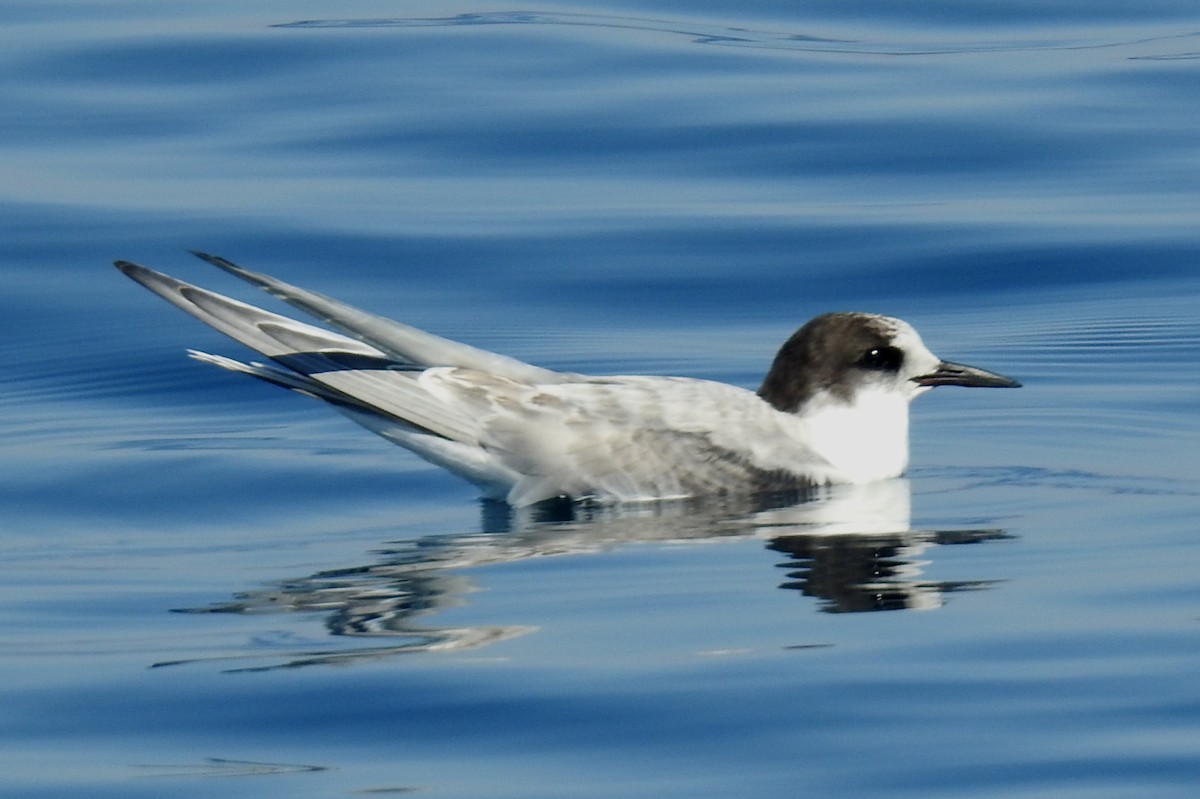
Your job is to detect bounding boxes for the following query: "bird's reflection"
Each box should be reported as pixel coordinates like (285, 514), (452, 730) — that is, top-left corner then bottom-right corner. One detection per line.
(770, 529), (1006, 613)
(160, 480), (1012, 671)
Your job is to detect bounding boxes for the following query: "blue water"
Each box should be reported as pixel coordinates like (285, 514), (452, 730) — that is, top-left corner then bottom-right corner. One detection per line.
(4, 2), (1200, 797)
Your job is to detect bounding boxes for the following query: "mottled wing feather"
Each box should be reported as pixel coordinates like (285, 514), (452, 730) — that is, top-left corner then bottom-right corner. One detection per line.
(512, 428), (808, 506)
(421, 370), (833, 505)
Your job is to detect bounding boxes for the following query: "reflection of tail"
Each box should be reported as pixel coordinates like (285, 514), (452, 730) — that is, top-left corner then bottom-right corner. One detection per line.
(165, 540), (537, 670)
(151, 623), (535, 672)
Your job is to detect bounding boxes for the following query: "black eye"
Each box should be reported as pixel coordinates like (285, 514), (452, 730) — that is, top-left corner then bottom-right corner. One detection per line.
(858, 346), (903, 372)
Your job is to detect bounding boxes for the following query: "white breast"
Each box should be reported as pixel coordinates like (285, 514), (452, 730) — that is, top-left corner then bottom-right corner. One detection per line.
(794, 387), (911, 483)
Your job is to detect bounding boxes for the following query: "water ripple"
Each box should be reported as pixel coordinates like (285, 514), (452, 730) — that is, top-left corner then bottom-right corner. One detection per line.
(275, 12), (1200, 59)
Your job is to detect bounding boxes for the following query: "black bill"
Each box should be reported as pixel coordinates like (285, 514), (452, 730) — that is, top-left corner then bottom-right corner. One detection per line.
(913, 361), (1022, 388)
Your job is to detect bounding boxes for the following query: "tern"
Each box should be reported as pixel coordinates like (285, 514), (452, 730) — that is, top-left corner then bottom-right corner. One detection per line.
(116, 253), (1020, 506)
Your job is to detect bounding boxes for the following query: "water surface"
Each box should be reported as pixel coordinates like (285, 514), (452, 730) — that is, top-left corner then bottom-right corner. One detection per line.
(3, 2), (1200, 797)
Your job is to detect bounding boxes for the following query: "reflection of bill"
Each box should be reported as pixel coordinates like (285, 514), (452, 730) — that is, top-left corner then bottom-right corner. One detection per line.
(161, 480), (1011, 670)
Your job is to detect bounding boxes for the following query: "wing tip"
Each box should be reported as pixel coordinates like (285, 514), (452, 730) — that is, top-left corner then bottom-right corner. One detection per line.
(121, 250), (272, 291)
(114, 259), (176, 292)
(189, 249), (264, 283)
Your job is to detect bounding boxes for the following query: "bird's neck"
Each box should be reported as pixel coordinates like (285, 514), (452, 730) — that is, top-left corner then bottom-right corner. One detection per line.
(795, 388), (911, 482)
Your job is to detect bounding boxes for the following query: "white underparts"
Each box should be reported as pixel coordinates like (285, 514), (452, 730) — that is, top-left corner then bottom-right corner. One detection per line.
(796, 386), (912, 483)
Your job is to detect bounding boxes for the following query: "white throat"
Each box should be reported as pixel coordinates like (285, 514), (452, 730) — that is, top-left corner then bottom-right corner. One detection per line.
(797, 386), (912, 483)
